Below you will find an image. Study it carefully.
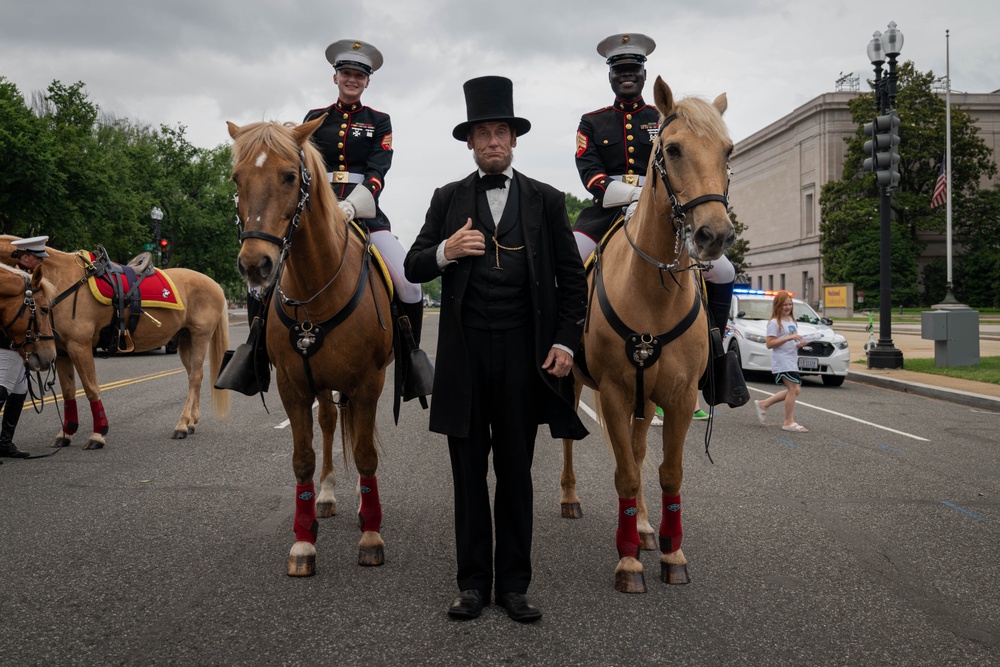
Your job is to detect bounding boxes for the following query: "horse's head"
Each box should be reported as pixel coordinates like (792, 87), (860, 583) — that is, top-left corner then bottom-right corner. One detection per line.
(0, 264), (57, 371)
(649, 76), (735, 262)
(227, 116), (333, 290)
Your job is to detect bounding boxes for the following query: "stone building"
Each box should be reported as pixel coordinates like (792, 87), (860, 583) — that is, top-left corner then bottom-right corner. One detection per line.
(729, 89), (1000, 308)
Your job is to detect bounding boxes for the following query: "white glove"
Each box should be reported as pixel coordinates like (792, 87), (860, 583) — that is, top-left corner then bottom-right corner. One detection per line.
(344, 185), (377, 219)
(603, 180), (641, 208)
(338, 199), (356, 221)
(625, 201), (638, 222)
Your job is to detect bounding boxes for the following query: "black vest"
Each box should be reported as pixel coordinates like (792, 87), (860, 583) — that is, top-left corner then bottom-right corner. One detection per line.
(463, 177), (531, 330)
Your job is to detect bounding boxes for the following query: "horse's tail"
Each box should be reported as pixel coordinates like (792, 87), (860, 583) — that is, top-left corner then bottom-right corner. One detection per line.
(210, 299), (231, 420)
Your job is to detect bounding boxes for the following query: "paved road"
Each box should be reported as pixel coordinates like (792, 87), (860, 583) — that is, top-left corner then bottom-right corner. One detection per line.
(1, 315), (997, 666)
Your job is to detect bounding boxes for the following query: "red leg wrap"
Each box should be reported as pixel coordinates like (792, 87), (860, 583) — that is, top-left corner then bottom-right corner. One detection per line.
(63, 399), (79, 435)
(615, 497), (640, 559)
(659, 493), (683, 554)
(358, 476), (382, 533)
(90, 399), (109, 436)
(294, 482), (318, 544)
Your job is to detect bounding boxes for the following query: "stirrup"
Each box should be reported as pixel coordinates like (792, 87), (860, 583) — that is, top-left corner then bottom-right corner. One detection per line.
(118, 329), (135, 354)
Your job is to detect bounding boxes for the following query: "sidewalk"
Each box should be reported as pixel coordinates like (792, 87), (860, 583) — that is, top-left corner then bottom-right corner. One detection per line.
(838, 325), (1000, 411)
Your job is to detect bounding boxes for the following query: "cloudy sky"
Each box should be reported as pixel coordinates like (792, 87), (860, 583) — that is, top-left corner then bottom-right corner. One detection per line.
(2, 0), (997, 248)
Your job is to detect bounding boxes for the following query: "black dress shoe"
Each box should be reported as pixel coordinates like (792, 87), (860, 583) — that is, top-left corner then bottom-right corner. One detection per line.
(0, 442), (29, 458)
(496, 592), (542, 623)
(447, 589), (487, 620)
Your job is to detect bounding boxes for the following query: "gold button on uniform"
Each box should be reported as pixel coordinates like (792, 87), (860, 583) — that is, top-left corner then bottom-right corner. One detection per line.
(628, 146), (635, 153)
(628, 158), (635, 165)
(603, 140), (609, 145)
(338, 131), (345, 137)
(338, 142), (343, 149)
(342, 113), (349, 120)
(627, 135), (634, 141)
(625, 114), (632, 120)
(626, 124), (632, 130)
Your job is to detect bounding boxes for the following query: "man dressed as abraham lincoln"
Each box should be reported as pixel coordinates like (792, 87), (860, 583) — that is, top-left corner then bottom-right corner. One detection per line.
(404, 75), (588, 623)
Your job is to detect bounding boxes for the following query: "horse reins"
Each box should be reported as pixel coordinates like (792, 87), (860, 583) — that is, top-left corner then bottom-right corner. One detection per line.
(233, 148), (385, 399)
(1, 275), (56, 354)
(621, 113), (731, 275)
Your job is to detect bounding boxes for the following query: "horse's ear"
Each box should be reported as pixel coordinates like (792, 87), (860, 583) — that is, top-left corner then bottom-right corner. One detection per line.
(30, 265), (43, 291)
(293, 114), (328, 147)
(227, 121), (241, 139)
(713, 93), (728, 116)
(653, 76), (675, 118)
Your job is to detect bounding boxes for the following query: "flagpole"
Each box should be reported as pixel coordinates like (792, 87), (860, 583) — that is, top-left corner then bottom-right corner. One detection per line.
(940, 29), (960, 305)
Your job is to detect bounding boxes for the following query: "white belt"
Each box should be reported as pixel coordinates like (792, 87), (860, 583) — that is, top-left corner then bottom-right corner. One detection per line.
(328, 171), (365, 185)
(610, 174), (645, 186)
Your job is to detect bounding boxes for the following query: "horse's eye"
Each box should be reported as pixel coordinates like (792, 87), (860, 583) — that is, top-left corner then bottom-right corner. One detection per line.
(40, 308), (50, 316)
(666, 144), (682, 158)
(283, 172), (297, 186)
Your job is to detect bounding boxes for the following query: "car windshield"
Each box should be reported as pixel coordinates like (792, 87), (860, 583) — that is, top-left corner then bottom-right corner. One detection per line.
(738, 299), (822, 324)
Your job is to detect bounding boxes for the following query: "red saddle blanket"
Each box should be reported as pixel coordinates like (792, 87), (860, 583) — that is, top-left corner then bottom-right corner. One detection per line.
(82, 252), (185, 310)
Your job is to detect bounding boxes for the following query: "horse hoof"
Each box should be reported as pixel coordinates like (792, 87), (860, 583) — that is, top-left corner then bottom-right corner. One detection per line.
(561, 502), (583, 519)
(316, 501), (337, 518)
(660, 563), (691, 585)
(187, 426), (195, 434)
(51, 437), (71, 448)
(287, 554), (316, 577)
(83, 439), (104, 450)
(172, 429), (188, 440)
(639, 532), (657, 551)
(614, 570), (647, 594)
(358, 544), (385, 567)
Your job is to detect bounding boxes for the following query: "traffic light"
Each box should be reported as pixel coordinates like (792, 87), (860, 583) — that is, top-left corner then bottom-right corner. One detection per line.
(159, 238), (169, 249)
(862, 110), (900, 189)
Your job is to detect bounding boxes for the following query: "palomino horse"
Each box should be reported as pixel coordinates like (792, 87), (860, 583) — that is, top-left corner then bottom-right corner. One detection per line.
(227, 117), (394, 577)
(0, 237), (231, 448)
(0, 263), (58, 374)
(562, 77), (734, 593)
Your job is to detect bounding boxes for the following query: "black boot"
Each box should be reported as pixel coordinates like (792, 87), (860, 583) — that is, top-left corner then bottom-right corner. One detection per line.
(705, 279), (734, 332)
(400, 300), (425, 347)
(399, 301), (434, 401)
(0, 392), (30, 458)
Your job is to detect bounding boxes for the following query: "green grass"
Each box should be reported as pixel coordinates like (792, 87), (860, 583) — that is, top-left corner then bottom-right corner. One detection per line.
(853, 355), (1000, 385)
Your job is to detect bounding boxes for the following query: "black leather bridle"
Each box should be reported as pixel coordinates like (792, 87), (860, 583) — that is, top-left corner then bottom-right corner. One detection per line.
(621, 113), (731, 274)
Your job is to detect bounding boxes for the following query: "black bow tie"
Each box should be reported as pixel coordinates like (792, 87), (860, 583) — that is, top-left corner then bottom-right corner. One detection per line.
(477, 173), (508, 191)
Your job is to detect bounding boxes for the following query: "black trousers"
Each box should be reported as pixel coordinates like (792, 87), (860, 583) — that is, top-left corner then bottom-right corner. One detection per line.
(448, 324), (540, 596)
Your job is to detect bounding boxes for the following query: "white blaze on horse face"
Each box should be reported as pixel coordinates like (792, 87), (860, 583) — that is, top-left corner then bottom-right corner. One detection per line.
(255, 151), (268, 168)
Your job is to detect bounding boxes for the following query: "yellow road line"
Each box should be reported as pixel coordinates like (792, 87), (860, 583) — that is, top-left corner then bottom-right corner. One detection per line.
(45, 367), (192, 403)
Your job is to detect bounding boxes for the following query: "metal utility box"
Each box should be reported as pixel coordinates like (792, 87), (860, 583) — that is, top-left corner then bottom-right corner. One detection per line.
(920, 309), (980, 367)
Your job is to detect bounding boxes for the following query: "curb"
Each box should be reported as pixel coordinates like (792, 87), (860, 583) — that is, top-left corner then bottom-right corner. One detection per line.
(847, 370), (1000, 411)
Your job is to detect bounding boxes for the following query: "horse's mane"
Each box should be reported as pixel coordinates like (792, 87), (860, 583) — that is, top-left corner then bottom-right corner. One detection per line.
(0, 262), (30, 280)
(671, 97), (729, 143)
(230, 122), (339, 224)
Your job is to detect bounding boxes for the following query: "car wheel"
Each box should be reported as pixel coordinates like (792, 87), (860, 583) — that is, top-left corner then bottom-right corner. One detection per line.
(728, 338), (743, 370)
(822, 374), (846, 387)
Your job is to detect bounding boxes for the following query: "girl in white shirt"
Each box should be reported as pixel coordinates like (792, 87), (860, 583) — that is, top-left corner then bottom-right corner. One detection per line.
(753, 291), (811, 432)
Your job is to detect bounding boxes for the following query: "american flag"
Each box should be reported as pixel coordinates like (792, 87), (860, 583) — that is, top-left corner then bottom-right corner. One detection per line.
(930, 159), (948, 208)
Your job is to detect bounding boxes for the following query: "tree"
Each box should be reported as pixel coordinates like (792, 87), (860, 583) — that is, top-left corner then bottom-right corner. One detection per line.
(565, 191), (588, 227)
(725, 206), (751, 281)
(0, 77), (60, 235)
(820, 62), (997, 306)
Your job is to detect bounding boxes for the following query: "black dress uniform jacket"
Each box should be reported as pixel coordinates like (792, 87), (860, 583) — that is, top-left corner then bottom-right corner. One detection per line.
(404, 170), (588, 441)
(304, 100), (394, 232)
(574, 96), (660, 240)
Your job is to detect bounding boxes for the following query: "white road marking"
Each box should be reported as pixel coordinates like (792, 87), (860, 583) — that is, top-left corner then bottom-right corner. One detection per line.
(275, 400), (320, 429)
(575, 388), (928, 442)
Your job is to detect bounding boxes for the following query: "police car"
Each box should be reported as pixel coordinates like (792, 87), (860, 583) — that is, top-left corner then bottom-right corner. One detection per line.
(724, 288), (850, 386)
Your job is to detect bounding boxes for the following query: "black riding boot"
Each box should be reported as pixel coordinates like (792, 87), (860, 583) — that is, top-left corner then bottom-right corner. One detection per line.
(705, 279), (734, 332)
(0, 392), (30, 458)
(400, 300), (425, 347)
(399, 300), (434, 401)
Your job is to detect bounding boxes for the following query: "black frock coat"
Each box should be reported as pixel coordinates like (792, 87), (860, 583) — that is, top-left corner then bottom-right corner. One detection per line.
(404, 170), (588, 441)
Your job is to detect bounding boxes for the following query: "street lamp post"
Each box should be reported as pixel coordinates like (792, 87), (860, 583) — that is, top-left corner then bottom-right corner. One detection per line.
(865, 22), (904, 369)
(150, 206), (164, 268)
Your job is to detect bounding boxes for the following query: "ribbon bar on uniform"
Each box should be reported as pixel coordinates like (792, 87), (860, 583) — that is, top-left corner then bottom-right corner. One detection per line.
(328, 171), (366, 185)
